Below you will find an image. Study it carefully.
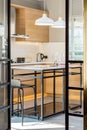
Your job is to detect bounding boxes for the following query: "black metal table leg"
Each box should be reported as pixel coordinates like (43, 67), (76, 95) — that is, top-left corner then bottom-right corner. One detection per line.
(53, 70), (55, 113)
(34, 71), (37, 116)
(80, 63), (82, 108)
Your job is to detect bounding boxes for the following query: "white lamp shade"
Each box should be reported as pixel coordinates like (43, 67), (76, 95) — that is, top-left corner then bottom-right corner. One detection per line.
(52, 17), (65, 28)
(35, 14), (54, 26)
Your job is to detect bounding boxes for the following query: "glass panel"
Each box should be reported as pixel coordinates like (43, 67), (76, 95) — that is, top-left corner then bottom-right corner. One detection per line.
(0, 85), (8, 107)
(0, 0), (9, 129)
(69, 0), (83, 61)
(0, 0), (8, 60)
(0, 62), (8, 83)
(44, 76), (53, 117)
(55, 76), (63, 113)
(69, 90), (83, 116)
(0, 110), (8, 130)
(0, 36), (8, 59)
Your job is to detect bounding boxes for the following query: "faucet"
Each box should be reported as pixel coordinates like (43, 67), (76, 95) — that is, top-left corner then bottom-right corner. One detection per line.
(36, 53), (48, 62)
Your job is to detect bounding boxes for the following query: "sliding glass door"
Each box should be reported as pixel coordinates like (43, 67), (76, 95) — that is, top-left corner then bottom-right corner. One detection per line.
(65, 0), (83, 130)
(0, 0), (10, 129)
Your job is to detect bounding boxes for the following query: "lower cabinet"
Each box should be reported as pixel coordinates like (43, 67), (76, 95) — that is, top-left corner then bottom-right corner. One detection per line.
(13, 68), (82, 101)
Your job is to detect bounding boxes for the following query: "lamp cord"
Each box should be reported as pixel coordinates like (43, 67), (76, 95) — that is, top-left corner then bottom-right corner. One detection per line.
(44, 0), (45, 13)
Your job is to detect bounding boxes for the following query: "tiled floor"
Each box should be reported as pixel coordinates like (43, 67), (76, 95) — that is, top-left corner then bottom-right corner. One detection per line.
(11, 114), (83, 130)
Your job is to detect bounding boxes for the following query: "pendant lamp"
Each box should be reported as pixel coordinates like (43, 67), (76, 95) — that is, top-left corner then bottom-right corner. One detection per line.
(35, 0), (54, 26)
(52, 17), (65, 28)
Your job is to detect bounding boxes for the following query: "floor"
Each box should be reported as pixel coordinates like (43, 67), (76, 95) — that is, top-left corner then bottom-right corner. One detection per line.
(11, 114), (83, 130)
(11, 96), (83, 130)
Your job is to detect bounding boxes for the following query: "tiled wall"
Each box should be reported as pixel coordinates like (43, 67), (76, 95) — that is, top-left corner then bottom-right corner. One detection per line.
(11, 41), (65, 63)
(11, 41), (39, 62)
(39, 42), (65, 62)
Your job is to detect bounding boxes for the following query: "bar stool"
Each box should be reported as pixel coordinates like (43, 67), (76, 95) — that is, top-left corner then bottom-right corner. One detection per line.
(11, 79), (24, 125)
(11, 79), (38, 126)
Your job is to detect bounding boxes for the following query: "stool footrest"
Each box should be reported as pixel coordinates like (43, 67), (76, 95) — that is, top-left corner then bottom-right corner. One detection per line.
(21, 84), (35, 88)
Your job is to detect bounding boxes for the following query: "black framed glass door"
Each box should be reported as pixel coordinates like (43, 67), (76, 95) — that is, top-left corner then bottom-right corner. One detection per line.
(0, 0), (10, 129)
(65, 0), (83, 130)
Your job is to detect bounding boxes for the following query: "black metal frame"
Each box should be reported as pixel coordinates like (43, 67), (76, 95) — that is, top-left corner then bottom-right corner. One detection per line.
(65, 0), (83, 129)
(65, 0), (69, 129)
(69, 63), (83, 110)
(8, 0), (11, 129)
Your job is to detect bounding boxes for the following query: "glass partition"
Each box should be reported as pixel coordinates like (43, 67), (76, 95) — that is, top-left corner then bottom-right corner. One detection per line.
(65, 0), (84, 130)
(0, 0), (10, 129)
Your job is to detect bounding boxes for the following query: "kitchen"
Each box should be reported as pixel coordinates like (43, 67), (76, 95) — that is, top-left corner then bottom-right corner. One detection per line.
(11, 0), (66, 122)
(0, 0), (85, 130)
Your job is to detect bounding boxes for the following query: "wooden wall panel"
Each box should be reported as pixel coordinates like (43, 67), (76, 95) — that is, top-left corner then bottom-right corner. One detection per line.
(25, 8), (49, 42)
(16, 8), (26, 41)
(13, 4), (49, 42)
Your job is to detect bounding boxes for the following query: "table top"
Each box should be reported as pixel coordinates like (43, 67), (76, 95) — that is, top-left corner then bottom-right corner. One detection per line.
(11, 62), (82, 71)
(11, 65), (64, 71)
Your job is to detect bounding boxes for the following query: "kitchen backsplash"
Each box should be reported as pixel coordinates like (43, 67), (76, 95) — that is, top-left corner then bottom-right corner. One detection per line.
(11, 41), (65, 63)
(11, 40), (39, 62)
(39, 42), (65, 62)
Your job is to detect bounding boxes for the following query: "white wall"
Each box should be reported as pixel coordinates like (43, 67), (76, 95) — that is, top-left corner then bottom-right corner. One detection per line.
(11, 41), (39, 62)
(39, 42), (65, 62)
(11, 41), (65, 63)
(46, 0), (65, 42)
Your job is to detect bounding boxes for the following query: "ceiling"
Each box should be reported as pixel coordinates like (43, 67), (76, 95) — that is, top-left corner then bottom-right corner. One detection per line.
(11, 0), (44, 10)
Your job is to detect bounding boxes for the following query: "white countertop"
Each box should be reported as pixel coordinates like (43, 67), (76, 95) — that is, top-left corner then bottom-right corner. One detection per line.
(11, 62), (81, 71)
(11, 64), (64, 71)
(11, 62), (54, 66)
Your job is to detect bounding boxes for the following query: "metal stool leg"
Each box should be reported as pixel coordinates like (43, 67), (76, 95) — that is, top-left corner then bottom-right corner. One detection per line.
(33, 86), (37, 116)
(11, 87), (13, 116)
(19, 88), (24, 126)
(18, 88), (20, 115)
(12, 88), (14, 116)
(21, 88), (24, 126)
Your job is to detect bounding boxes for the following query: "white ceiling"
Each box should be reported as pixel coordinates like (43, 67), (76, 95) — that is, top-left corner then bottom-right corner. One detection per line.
(11, 0), (44, 10)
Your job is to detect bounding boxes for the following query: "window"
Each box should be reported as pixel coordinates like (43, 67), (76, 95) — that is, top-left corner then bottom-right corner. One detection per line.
(69, 0), (83, 61)
(69, 17), (83, 60)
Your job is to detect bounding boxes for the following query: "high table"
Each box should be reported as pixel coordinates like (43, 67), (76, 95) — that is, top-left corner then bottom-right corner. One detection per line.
(11, 63), (82, 120)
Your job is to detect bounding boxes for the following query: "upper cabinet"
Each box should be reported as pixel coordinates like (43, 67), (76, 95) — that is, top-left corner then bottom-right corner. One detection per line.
(12, 5), (49, 42)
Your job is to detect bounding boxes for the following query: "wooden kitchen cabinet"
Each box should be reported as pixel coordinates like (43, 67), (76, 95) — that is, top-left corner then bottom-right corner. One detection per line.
(15, 5), (49, 42)
(44, 66), (83, 101)
(44, 73), (63, 95)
